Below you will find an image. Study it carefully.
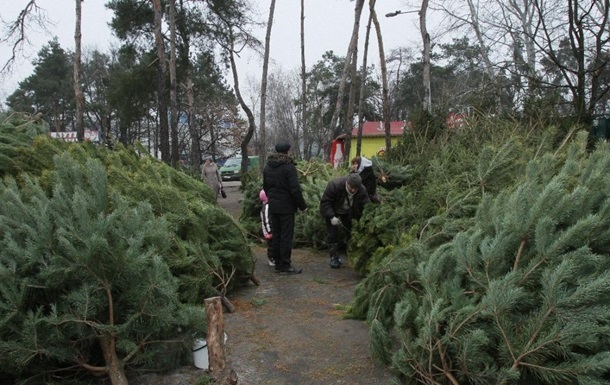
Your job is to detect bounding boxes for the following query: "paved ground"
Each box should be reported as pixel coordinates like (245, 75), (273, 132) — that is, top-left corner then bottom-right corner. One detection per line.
(217, 183), (396, 385)
(132, 183), (396, 385)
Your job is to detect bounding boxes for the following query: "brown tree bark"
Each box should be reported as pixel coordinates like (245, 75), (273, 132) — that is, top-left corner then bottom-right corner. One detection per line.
(420, 0), (432, 112)
(74, 0), (85, 142)
(356, 10), (373, 157)
(205, 296), (227, 372)
(169, 0), (179, 166)
(152, 0), (170, 163)
(227, 36), (256, 174)
(300, 0), (309, 159)
(259, 0), (277, 165)
(328, 0), (365, 143)
(370, 0), (392, 154)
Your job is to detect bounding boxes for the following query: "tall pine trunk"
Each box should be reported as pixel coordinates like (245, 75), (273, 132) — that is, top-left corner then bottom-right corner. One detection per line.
(300, 0), (308, 159)
(74, 0), (85, 142)
(370, 0), (391, 155)
(420, 0), (431, 112)
(328, 0), (365, 145)
(153, 0), (170, 163)
(356, 9), (373, 157)
(169, 0), (179, 167)
(259, 0), (276, 165)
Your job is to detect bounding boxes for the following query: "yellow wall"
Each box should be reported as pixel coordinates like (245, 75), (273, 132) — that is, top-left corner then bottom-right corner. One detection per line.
(350, 136), (400, 159)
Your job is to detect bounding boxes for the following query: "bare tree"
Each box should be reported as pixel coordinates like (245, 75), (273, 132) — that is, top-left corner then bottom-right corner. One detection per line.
(369, 0), (392, 155)
(74, 0), (85, 142)
(356, 9), (374, 157)
(0, 1), (49, 73)
(259, 0), (277, 166)
(328, 0), (366, 142)
(420, 0), (432, 112)
(152, 0), (170, 162)
(169, 0), (179, 166)
(533, 0), (609, 119)
(300, 0), (309, 159)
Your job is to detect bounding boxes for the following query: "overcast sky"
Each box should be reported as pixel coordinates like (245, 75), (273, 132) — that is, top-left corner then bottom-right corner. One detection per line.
(0, 0), (423, 102)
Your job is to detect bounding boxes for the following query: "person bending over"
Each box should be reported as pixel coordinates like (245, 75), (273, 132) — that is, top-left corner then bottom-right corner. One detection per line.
(319, 173), (370, 269)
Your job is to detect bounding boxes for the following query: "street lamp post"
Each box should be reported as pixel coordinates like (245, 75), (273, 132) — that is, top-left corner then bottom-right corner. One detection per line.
(386, 7), (432, 113)
(385, 10), (419, 18)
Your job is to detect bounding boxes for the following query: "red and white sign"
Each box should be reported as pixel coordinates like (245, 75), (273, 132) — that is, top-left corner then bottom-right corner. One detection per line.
(49, 130), (100, 142)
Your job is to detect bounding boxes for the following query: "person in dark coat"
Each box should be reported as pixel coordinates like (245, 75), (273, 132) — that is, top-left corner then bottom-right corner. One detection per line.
(319, 173), (371, 268)
(262, 141), (308, 274)
(351, 156), (379, 203)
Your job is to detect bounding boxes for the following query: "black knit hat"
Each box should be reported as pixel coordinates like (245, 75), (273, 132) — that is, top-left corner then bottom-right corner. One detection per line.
(275, 141), (291, 154)
(346, 173), (362, 188)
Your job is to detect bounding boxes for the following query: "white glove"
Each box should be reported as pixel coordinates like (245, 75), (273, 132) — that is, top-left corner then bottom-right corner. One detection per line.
(330, 216), (342, 226)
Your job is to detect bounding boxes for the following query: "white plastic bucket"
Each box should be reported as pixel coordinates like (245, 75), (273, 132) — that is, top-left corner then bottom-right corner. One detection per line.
(192, 339), (209, 370)
(192, 333), (227, 370)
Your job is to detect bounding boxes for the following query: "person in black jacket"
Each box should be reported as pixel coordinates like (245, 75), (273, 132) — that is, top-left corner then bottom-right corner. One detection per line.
(351, 156), (379, 203)
(319, 173), (371, 268)
(263, 141), (308, 274)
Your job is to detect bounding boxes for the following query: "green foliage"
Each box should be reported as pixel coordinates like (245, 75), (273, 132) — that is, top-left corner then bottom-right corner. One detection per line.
(0, 154), (206, 383)
(358, 132), (610, 384)
(0, 121), (253, 381)
(350, 118), (559, 276)
(0, 113), (49, 177)
(6, 39), (74, 129)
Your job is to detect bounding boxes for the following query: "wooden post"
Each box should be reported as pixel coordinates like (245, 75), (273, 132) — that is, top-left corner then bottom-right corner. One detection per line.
(205, 296), (226, 372)
(204, 296), (238, 384)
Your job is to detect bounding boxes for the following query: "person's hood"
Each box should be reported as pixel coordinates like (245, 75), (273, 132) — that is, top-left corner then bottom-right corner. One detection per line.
(266, 153), (294, 168)
(358, 156), (372, 172)
(259, 189), (268, 203)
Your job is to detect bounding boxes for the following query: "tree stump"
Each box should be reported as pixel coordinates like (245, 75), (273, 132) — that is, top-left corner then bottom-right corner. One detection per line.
(205, 296), (238, 384)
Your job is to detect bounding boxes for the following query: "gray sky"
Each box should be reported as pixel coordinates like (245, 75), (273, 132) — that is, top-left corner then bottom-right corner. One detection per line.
(0, 0), (422, 102)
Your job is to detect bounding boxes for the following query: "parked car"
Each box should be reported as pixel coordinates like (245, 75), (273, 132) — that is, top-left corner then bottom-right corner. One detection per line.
(219, 156), (259, 181)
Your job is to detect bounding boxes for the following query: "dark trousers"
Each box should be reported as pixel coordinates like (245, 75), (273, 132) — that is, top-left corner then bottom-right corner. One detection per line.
(270, 212), (295, 269)
(326, 213), (352, 250)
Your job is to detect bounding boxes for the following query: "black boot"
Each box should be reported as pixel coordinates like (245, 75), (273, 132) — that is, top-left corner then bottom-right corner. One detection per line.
(328, 243), (341, 269)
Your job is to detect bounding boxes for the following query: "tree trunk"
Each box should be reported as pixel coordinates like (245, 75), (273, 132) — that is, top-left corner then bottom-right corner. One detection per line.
(466, 0), (502, 114)
(228, 36), (256, 174)
(420, 0), (432, 113)
(260, 0), (276, 166)
(343, 46), (359, 164)
(169, 0), (179, 167)
(205, 296), (226, 373)
(370, 0), (391, 155)
(328, 0), (365, 141)
(186, 73), (200, 171)
(74, 0), (85, 142)
(356, 10), (373, 158)
(99, 335), (129, 385)
(152, 0), (170, 163)
(300, 0), (309, 160)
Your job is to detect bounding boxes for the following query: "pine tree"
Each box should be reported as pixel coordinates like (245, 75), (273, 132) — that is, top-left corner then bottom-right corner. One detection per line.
(366, 134), (610, 384)
(0, 154), (205, 385)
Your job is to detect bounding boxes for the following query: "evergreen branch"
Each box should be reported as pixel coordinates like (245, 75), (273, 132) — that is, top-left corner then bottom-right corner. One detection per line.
(77, 359), (107, 373)
(513, 237), (527, 271)
(519, 360), (574, 375)
(466, 266), (486, 291)
(122, 332), (152, 364)
(519, 257), (547, 286)
(437, 343), (459, 385)
(512, 306), (556, 369)
(494, 311), (517, 363)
